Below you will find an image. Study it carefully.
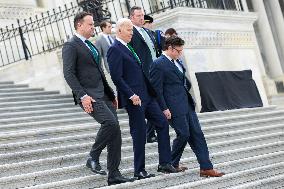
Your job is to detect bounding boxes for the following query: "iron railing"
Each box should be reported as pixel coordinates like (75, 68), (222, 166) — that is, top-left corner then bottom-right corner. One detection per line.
(0, 0), (243, 67)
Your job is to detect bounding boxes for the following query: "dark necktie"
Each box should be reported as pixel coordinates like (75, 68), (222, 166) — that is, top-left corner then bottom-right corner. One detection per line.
(85, 39), (100, 64)
(127, 44), (141, 64)
(107, 35), (113, 45)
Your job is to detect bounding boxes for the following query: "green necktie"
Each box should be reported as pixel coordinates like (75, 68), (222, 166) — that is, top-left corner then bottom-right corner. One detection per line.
(127, 44), (141, 64)
(85, 39), (100, 64)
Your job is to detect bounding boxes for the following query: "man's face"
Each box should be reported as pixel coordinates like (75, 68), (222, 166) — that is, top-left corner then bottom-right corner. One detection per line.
(77, 15), (95, 39)
(118, 22), (133, 43)
(131, 9), (144, 27)
(170, 45), (183, 60)
(103, 22), (112, 34)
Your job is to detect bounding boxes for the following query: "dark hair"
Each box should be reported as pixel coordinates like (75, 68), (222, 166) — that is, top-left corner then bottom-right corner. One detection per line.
(164, 36), (185, 50)
(74, 11), (92, 30)
(130, 6), (142, 16)
(99, 21), (110, 30)
(165, 28), (177, 36)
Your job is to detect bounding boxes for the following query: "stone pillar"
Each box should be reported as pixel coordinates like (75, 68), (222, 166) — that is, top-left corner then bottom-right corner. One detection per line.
(251, 0), (283, 79)
(266, 0), (284, 72)
(240, 0), (249, 12)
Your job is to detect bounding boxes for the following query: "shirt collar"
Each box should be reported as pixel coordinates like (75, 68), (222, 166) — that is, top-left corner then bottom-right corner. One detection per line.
(134, 25), (143, 31)
(162, 52), (175, 62)
(116, 37), (128, 47)
(75, 32), (87, 43)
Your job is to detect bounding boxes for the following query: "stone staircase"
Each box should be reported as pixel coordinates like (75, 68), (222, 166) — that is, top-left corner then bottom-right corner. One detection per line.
(0, 81), (283, 189)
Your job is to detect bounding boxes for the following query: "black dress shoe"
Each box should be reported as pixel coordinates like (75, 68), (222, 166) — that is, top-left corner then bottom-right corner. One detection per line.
(134, 170), (155, 180)
(157, 164), (178, 173)
(107, 175), (136, 186)
(86, 158), (107, 175)
(147, 136), (158, 143)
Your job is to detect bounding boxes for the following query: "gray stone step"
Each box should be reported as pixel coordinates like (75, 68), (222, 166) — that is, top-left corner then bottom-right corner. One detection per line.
(0, 103), (75, 113)
(0, 107), (82, 119)
(1, 147), (283, 189)
(0, 112), (283, 145)
(1, 109), (284, 135)
(2, 94), (73, 102)
(0, 84), (29, 89)
(0, 105), (276, 123)
(196, 106), (276, 119)
(0, 140), (282, 179)
(0, 81), (14, 85)
(0, 128), (282, 166)
(0, 90), (59, 98)
(1, 118), (283, 154)
(20, 151), (284, 189)
(165, 160), (284, 189)
(228, 174), (284, 189)
(0, 88), (44, 93)
(0, 98), (74, 107)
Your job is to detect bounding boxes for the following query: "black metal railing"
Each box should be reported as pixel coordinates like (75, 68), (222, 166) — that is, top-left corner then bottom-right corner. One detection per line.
(0, 0), (243, 67)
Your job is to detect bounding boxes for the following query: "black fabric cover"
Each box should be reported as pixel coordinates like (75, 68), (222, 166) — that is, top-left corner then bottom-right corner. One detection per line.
(195, 70), (263, 112)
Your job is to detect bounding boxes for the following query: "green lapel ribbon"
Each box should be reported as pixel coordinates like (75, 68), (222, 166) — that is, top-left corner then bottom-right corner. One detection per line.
(127, 44), (141, 64)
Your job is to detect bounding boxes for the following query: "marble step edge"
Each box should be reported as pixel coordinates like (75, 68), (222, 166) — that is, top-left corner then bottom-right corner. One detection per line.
(22, 153), (284, 189)
(0, 121), (283, 155)
(0, 140), (282, 178)
(0, 131), (282, 166)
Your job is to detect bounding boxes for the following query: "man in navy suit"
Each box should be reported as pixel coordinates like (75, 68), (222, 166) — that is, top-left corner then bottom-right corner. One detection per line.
(107, 18), (177, 180)
(150, 36), (225, 177)
(129, 6), (159, 143)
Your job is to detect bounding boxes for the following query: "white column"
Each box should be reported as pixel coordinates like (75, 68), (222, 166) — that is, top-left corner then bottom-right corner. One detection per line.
(240, 0), (249, 12)
(251, 0), (283, 78)
(266, 0), (284, 72)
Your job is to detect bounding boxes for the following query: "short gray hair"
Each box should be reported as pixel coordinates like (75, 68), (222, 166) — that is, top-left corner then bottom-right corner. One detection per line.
(115, 18), (132, 32)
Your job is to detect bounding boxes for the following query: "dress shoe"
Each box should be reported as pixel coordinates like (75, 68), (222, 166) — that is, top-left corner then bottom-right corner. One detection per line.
(86, 158), (107, 175)
(107, 175), (136, 186)
(147, 136), (158, 143)
(200, 169), (225, 177)
(157, 164), (178, 173)
(174, 165), (188, 172)
(134, 170), (155, 180)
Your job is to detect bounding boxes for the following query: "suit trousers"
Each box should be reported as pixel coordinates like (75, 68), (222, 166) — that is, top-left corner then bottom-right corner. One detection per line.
(170, 105), (213, 170)
(126, 97), (172, 174)
(80, 97), (122, 178)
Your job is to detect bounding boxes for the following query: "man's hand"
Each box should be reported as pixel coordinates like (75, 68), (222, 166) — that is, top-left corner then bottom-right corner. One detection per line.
(163, 109), (171, 120)
(81, 95), (96, 113)
(112, 97), (118, 109)
(130, 94), (142, 106)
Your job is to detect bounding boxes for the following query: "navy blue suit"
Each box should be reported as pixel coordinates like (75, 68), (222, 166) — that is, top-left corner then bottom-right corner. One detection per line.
(150, 54), (213, 170)
(129, 27), (159, 140)
(107, 40), (172, 173)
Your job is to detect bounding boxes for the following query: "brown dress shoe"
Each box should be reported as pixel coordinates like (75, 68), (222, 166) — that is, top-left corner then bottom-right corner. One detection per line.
(200, 169), (225, 177)
(174, 166), (188, 172)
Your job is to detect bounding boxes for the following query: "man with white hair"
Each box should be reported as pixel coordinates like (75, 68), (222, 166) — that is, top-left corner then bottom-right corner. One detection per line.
(107, 18), (177, 180)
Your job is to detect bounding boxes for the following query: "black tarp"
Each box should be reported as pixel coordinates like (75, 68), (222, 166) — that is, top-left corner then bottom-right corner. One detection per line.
(195, 70), (263, 112)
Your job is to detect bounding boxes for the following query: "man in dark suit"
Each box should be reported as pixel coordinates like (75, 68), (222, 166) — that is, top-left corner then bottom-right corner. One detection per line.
(62, 12), (134, 186)
(129, 6), (159, 143)
(107, 18), (177, 180)
(150, 36), (225, 177)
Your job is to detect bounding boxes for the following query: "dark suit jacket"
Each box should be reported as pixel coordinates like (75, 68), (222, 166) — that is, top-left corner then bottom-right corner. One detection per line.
(150, 55), (195, 117)
(62, 35), (115, 104)
(129, 27), (157, 79)
(107, 39), (156, 108)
